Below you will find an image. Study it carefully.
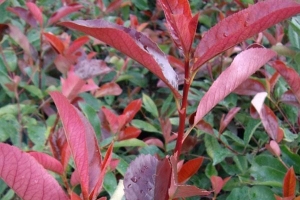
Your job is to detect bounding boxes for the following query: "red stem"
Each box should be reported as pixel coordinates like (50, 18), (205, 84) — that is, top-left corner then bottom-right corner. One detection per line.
(174, 57), (191, 158)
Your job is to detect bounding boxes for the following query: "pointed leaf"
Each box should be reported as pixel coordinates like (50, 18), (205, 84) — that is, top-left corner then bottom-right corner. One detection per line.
(219, 107), (240, 134)
(265, 140), (281, 157)
(74, 59), (112, 80)
(178, 157), (204, 183)
(48, 3), (83, 25)
(28, 152), (64, 175)
(7, 7), (37, 27)
(273, 60), (300, 103)
(280, 90), (300, 107)
(94, 82), (122, 98)
(50, 91), (102, 198)
(173, 185), (210, 198)
(194, 48), (276, 125)
(234, 78), (265, 96)
(26, 2), (43, 27)
(119, 126), (141, 141)
(142, 93), (159, 118)
(123, 99), (142, 124)
(283, 167), (296, 198)
(0, 143), (68, 200)
(210, 176), (223, 195)
(101, 107), (119, 133)
(43, 32), (65, 54)
(193, 0), (300, 70)
(60, 19), (180, 98)
(66, 35), (89, 55)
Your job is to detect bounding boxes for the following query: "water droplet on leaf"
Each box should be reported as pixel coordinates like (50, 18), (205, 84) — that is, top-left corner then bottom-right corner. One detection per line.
(131, 176), (138, 183)
(127, 184), (132, 188)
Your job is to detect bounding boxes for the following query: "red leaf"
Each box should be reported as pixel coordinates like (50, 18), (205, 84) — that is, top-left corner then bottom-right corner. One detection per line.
(28, 152), (64, 175)
(66, 36), (89, 55)
(173, 185), (211, 198)
(193, 0), (300, 70)
(273, 60), (300, 103)
(234, 78), (265, 96)
(159, 0), (198, 55)
(60, 19), (180, 98)
(119, 126), (141, 141)
(49, 128), (71, 170)
(194, 119), (214, 135)
(48, 3), (83, 25)
(101, 107), (119, 134)
(280, 90), (300, 108)
(144, 137), (164, 149)
(0, 143), (68, 200)
(105, 0), (122, 13)
(61, 68), (98, 101)
(178, 157), (203, 183)
(194, 48), (276, 125)
(94, 82), (122, 98)
(43, 32), (65, 54)
(26, 2), (43, 27)
(123, 99), (142, 124)
(210, 176), (223, 195)
(265, 140), (281, 157)
(50, 91), (102, 199)
(7, 7), (37, 27)
(70, 192), (82, 200)
(283, 167), (296, 198)
(219, 107), (240, 134)
(251, 92), (280, 141)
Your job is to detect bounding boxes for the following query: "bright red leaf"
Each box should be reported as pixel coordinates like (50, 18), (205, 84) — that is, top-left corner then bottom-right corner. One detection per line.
(283, 167), (296, 198)
(123, 99), (142, 124)
(60, 19), (180, 98)
(66, 35), (89, 55)
(178, 157), (204, 183)
(193, 0), (300, 71)
(119, 126), (141, 141)
(273, 60), (300, 104)
(48, 3), (83, 25)
(94, 82), (122, 98)
(265, 140), (281, 157)
(194, 48), (276, 125)
(26, 2), (43, 27)
(50, 91), (102, 199)
(159, 0), (198, 55)
(43, 32), (65, 54)
(210, 176), (223, 195)
(28, 152), (64, 175)
(101, 107), (119, 134)
(0, 143), (68, 200)
(105, 0), (122, 13)
(219, 107), (240, 134)
(173, 185), (211, 198)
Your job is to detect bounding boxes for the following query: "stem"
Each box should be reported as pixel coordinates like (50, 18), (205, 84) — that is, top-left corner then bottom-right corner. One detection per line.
(174, 57), (191, 158)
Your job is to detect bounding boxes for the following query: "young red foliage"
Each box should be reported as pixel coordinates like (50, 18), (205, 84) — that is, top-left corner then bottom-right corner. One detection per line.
(50, 91), (102, 199)
(234, 78), (265, 96)
(193, 0), (300, 70)
(26, 2), (43, 27)
(7, 7), (38, 27)
(0, 143), (68, 200)
(219, 107), (241, 134)
(210, 176), (231, 195)
(65, 36), (90, 55)
(48, 3), (83, 25)
(94, 82), (122, 98)
(43, 32), (65, 54)
(177, 157), (204, 183)
(283, 167), (296, 198)
(265, 140), (281, 157)
(60, 19), (180, 98)
(194, 48), (276, 125)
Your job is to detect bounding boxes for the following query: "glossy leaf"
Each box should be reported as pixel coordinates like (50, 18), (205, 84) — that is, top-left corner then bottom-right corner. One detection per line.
(43, 32), (65, 54)
(48, 3), (83, 25)
(0, 143), (68, 200)
(50, 91), (102, 198)
(193, 0), (300, 70)
(227, 186), (276, 200)
(94, 82), (122, 98)
(66, 35), (89, 55)
(101, 106), (119, 134)
(194, 48), (276, 125)
(173, 185), (210, 198)
(119, 126), (141, 141)
(123, 99), (142, 124)
(265, 140), (281, 157)
(178, 157), (203, 183)
(219, 107), (240, 134)
(26, 2), (43, 27)
(124, 154), (172, 200)
(60, 19), (180, 98)
(234, 78), (265, 96)
(159, 0), (198, 55)
(211, 176), (223, 195)
(283, 167), (296, 198)
(273, 60), (300, 103)
(142, 93), (159, 118)
(251, 92), (280, 141)
(28, 152), (64, 175)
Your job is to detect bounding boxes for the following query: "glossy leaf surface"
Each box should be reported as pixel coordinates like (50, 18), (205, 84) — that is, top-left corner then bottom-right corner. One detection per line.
(283, 167), (296, 198)
(193, 0), (300, 71)
(178, 157), (203, 183)
(0, 143), (68, 200)
(48, 3), (83, 25)
(194, 48), (276, 125)
(60, 19), (180, 98)
(28, 152), (64, 175)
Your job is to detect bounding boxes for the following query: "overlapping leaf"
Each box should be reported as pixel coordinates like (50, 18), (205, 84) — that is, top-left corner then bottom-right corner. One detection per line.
(193, 0), (300, 71)
(26, 2), (43, 27)
(178, 157), (204, 183)
(194, 48), (276, 125)
(50, 91), (102, 198)
(0, 143), (68, 200)
(28, 152), (64, 175)
(48, 3), (83, 25)
(60, 19), (180, 98)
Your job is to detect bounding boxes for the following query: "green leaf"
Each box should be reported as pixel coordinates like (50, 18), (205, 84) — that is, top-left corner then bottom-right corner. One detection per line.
(283, 128), (298, 142)
(233, 155), (248, 174)
(281, 145), (300, 174)
(205, 162), (218, 177)
(21, 85), (44, 99)
(226, 186), (275, 200)
(131, 119), (159, 133)
(25, 118), (46, 150)
(79, 102), (101, 137)
(223, 131), (245, 146)
(0, 50), (17, 72)
(132, 0), (148, 10)
(103, 171), (117, 197)
(142, 93), (159, 118)
(113, 153), (129, 176)
(243, 119), (261, 146)
(204, 134), (232, 165)
(114, 138), (146, 148)
(0, 117), (18, 142)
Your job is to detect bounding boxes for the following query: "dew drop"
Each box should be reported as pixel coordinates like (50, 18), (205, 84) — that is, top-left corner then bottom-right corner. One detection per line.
(131, 177), (138, 183)
(127, 184), (132, 188)
(223, 32), (228, 37)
